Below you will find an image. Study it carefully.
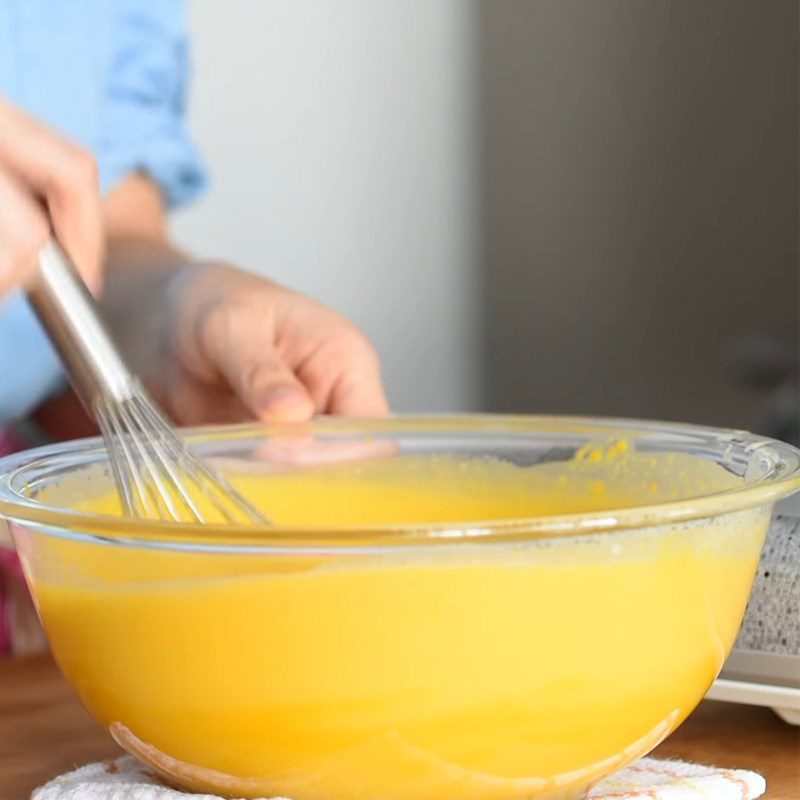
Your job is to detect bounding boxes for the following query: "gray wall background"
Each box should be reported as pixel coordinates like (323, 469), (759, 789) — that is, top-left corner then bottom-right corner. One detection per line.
(482, 1), (799, 439)
(175, 1), (798, 439)
(174, 0), (481, 412)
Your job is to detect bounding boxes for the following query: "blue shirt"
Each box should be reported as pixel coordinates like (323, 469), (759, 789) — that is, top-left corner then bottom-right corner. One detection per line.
(0, 0), (206, 425)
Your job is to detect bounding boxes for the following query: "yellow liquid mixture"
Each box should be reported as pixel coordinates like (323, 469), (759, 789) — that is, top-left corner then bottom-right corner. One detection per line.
(30, 447), (767, 799)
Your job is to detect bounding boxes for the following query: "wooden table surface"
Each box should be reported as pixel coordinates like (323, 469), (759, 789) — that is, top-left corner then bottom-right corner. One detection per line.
(0, 655), (797, 800)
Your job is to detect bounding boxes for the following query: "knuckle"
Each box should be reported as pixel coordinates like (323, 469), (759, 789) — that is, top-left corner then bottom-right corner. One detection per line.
(186, 299), (229, 368)
(240, 360), (274, 392)
(14, 218), (50, 267)
(52, 146), (98, 193)
(199, 299), (242, 353)
(311, 326), (381, 379)
(241, 361), (271, 389)
(341, 327), (380, 368)
(0, 225), (47, 286)
(67, 146), (99, 181)
(363, 340), (381, 368)
(202, 299), (232, 337)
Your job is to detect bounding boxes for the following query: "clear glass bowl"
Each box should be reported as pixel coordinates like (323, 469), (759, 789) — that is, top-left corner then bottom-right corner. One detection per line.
(0, 415), (798, 800)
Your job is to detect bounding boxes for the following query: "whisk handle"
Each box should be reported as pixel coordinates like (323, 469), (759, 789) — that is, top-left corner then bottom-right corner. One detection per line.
(27, 240), (137, 407)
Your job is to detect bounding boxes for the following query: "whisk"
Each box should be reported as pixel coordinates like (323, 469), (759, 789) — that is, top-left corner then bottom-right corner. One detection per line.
(26, 240), (268, 525)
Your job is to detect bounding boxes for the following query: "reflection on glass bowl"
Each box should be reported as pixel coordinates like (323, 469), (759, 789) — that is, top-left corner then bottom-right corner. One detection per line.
(0, 415), (798, 800)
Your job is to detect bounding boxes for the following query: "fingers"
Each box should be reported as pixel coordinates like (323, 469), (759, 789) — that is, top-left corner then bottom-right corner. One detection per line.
(0, 167), (50, 295)
(227, 352), (316, 422)
(200, 306), (316, 422)
(0, 98), (103, 291)
(175, 265), (390, 423)
(41, 146), (103, 292)
(162, 368), (253, 426)
(297, 331), (389, 418)
(327, 356), (390, 417)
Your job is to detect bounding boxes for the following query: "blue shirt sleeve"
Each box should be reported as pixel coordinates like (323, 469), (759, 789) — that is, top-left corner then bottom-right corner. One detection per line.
(97, 0), (208, 208)
(0, 293), (66, 427)
(0, 1), (209, 426)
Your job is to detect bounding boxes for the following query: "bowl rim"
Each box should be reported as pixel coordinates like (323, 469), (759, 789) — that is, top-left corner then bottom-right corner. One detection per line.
(0, 413), (798, 549)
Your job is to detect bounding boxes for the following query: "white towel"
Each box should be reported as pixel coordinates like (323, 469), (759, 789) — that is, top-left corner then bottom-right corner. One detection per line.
(32, 755), (766, 800)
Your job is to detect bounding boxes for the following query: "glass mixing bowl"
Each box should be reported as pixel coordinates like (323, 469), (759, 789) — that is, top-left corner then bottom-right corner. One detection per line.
(0, 415), (798, 800)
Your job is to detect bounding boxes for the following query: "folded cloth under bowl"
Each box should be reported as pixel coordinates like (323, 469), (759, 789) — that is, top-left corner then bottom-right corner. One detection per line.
(32, 755), (766, 800)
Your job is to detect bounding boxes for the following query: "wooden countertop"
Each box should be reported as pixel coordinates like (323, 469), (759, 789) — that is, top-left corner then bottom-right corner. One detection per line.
(0, 655), (797, 799)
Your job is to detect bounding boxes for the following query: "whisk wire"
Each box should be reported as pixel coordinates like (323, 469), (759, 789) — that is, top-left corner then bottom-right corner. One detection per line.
(31, 240), (269, 526)
(95, 403), (136, 514)
(96, 397), (156, 518)
(95, 387), (270, 525)
(123, 397), (208, 522)
(139, 398), (269, 525)
(118, 398), (193, 522)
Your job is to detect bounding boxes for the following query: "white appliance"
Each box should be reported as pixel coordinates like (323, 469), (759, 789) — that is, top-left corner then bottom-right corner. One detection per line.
(707, 502), (799, 724)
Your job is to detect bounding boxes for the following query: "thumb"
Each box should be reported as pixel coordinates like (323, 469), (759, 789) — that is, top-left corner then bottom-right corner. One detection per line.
(215, 343), (315, 422)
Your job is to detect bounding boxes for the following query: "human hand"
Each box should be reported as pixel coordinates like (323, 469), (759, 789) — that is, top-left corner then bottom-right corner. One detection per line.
(148, 262), (388, 424)
(0, 97), (103, 294)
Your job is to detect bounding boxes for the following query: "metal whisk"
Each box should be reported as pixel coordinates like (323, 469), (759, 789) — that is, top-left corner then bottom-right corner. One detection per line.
(27, 240), (268, 525)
